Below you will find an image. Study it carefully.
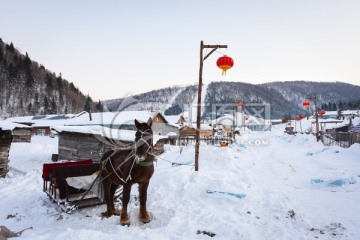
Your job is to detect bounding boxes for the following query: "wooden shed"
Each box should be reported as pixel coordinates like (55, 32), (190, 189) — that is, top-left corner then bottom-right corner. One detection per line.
(0, 128), (12, 178)
(179, 125), (213, 138)
(55, 128), (124, 162)
(151, 112), (179, 136)
(12, 127), (32, 142)
(164, 114), (187, 126)
(54, 126), (167, 162)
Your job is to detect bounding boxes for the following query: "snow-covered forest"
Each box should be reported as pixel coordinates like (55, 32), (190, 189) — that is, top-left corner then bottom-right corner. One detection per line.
(0, 39), (91, 118)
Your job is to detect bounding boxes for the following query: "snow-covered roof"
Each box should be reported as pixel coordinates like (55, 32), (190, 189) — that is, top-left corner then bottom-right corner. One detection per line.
(200, 124), (213, 130)
(180, 124), (213, 131)
(322, 110), (360, 116)
(3, 111), (161, 128)
(4, 114), (77, 127)
(318, 119), (343, 123)
(53, 125), (166, 144)
(0, 121), (31, 131)
(164, 115), (184, 124)
(349, 124), (360, 133)
(322, 117), (360, 131)
(211, 113), (271, 127)
(65, 111), (153, 126)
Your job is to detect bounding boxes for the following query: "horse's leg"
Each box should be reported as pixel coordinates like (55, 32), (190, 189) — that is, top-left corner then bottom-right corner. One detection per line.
(110, 183), (120, 215)
(101, 178), (115, 217)
(120, 183), (132, 226)
(138, 181), (151, 223)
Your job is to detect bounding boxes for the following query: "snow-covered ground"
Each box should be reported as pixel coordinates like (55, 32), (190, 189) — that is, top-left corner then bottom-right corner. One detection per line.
(1, 124), (359, 239)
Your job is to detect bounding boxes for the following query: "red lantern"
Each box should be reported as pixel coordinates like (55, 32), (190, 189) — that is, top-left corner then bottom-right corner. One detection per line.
(216, 55), (234, 76)
(303, 101), (310, 108)
(318, 110), (325, 115)
(237, 103), (243, 108)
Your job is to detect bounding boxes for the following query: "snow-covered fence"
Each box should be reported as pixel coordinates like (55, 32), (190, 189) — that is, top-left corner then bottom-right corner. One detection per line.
(176, 136), (234, 146)
(320, 132), (351, 148)
(350, 132), (360, 145)
(0, 129), (12, 178)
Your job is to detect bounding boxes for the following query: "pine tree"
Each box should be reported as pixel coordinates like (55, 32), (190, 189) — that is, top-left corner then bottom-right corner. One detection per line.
(27, 102), (33, 115)
(0, 44), (3, 62)
(45, 74), (54, 94)
(95, 100), (103, 112)
(338, 100), (345, 110)
(22, 52), (32, 70)
(50, 97), (57, 114)
(6, 42), (15, 53)
(8, 63), (18, 83)
(56, 73), (63, 90)
(25, 69), (35, 90)
(332, 103), (337, 111)
(83, 95), (92, 112)
(43, 96), (50, 114)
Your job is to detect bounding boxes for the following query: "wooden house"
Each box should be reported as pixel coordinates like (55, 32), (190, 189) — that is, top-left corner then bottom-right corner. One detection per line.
(53, 126), (167, 162)
(164, 115), (186, 126)
(12, 127), (32, 142)
(5, 114), (78, 136)
(56, 130), (113, 161)
(0, 128), (12, 178)
(179, 124), (213, 138)
(151, 112), (179, 136)
(0, 122), (31, 177)
(53, 126), (129, 161)
(64, 111), (180, 136)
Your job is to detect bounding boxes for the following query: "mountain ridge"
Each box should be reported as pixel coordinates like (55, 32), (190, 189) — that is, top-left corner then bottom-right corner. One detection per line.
(103, 80), (360, 119)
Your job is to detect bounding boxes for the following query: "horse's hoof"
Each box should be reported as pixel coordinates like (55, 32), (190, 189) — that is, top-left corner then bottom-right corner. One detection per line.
(139, 213), (151, 223)
(120, 218), (130, 226)
(101, 211), (113, 218)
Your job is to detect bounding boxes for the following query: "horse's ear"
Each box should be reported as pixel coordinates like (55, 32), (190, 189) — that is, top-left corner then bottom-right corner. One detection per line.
(147, 117), (153, 127)
(135, 119), (141, 129)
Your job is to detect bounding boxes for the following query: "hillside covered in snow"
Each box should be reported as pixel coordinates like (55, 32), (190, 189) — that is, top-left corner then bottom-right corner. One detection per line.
(103, 81), (360, 119)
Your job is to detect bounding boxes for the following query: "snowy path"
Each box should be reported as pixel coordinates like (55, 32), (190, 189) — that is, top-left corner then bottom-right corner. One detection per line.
(0, 129), (359, 239)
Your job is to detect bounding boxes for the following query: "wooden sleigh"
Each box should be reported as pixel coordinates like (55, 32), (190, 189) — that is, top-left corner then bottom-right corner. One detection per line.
(42, 159), (121, 212)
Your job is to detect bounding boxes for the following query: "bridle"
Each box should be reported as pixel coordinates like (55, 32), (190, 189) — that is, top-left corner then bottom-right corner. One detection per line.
(102, 128), (155, 184)
(134, 128), (154, 164)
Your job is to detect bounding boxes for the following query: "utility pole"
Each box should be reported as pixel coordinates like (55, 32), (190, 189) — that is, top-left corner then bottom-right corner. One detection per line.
(306, 97), (320, 141)
(195, 41), (227, 172)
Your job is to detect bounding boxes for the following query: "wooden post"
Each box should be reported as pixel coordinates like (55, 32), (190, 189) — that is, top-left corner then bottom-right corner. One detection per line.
(195, 41), (227, 172)
(306, 97), (320, 142)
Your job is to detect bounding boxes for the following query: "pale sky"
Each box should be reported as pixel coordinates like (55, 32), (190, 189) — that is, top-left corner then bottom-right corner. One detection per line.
(1, 0), (359, 101)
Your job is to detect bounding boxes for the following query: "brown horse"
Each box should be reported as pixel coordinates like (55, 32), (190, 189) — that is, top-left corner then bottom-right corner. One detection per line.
(100, 118), (155, 225)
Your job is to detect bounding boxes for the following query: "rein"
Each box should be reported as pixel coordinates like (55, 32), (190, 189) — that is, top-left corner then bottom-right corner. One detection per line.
(101, 129), (156, 183)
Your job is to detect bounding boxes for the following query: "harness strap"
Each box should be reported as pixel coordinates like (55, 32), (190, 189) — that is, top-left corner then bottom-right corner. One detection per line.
(137, 161), (154, 167)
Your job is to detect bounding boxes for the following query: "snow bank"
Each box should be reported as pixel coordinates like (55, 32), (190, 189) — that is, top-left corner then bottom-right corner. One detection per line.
(0, 130), (359, 239)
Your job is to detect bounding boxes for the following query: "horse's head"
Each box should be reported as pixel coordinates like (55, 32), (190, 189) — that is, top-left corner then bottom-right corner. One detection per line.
(134, 118), (153, 163)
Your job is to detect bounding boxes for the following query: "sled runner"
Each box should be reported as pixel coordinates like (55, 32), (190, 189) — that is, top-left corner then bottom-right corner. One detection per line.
(42, 159), (113, 212)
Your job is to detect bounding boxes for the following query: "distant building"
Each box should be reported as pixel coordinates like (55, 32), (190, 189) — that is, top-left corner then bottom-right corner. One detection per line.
(4, 111), (181, 137)
(179, 124), (213, 138)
